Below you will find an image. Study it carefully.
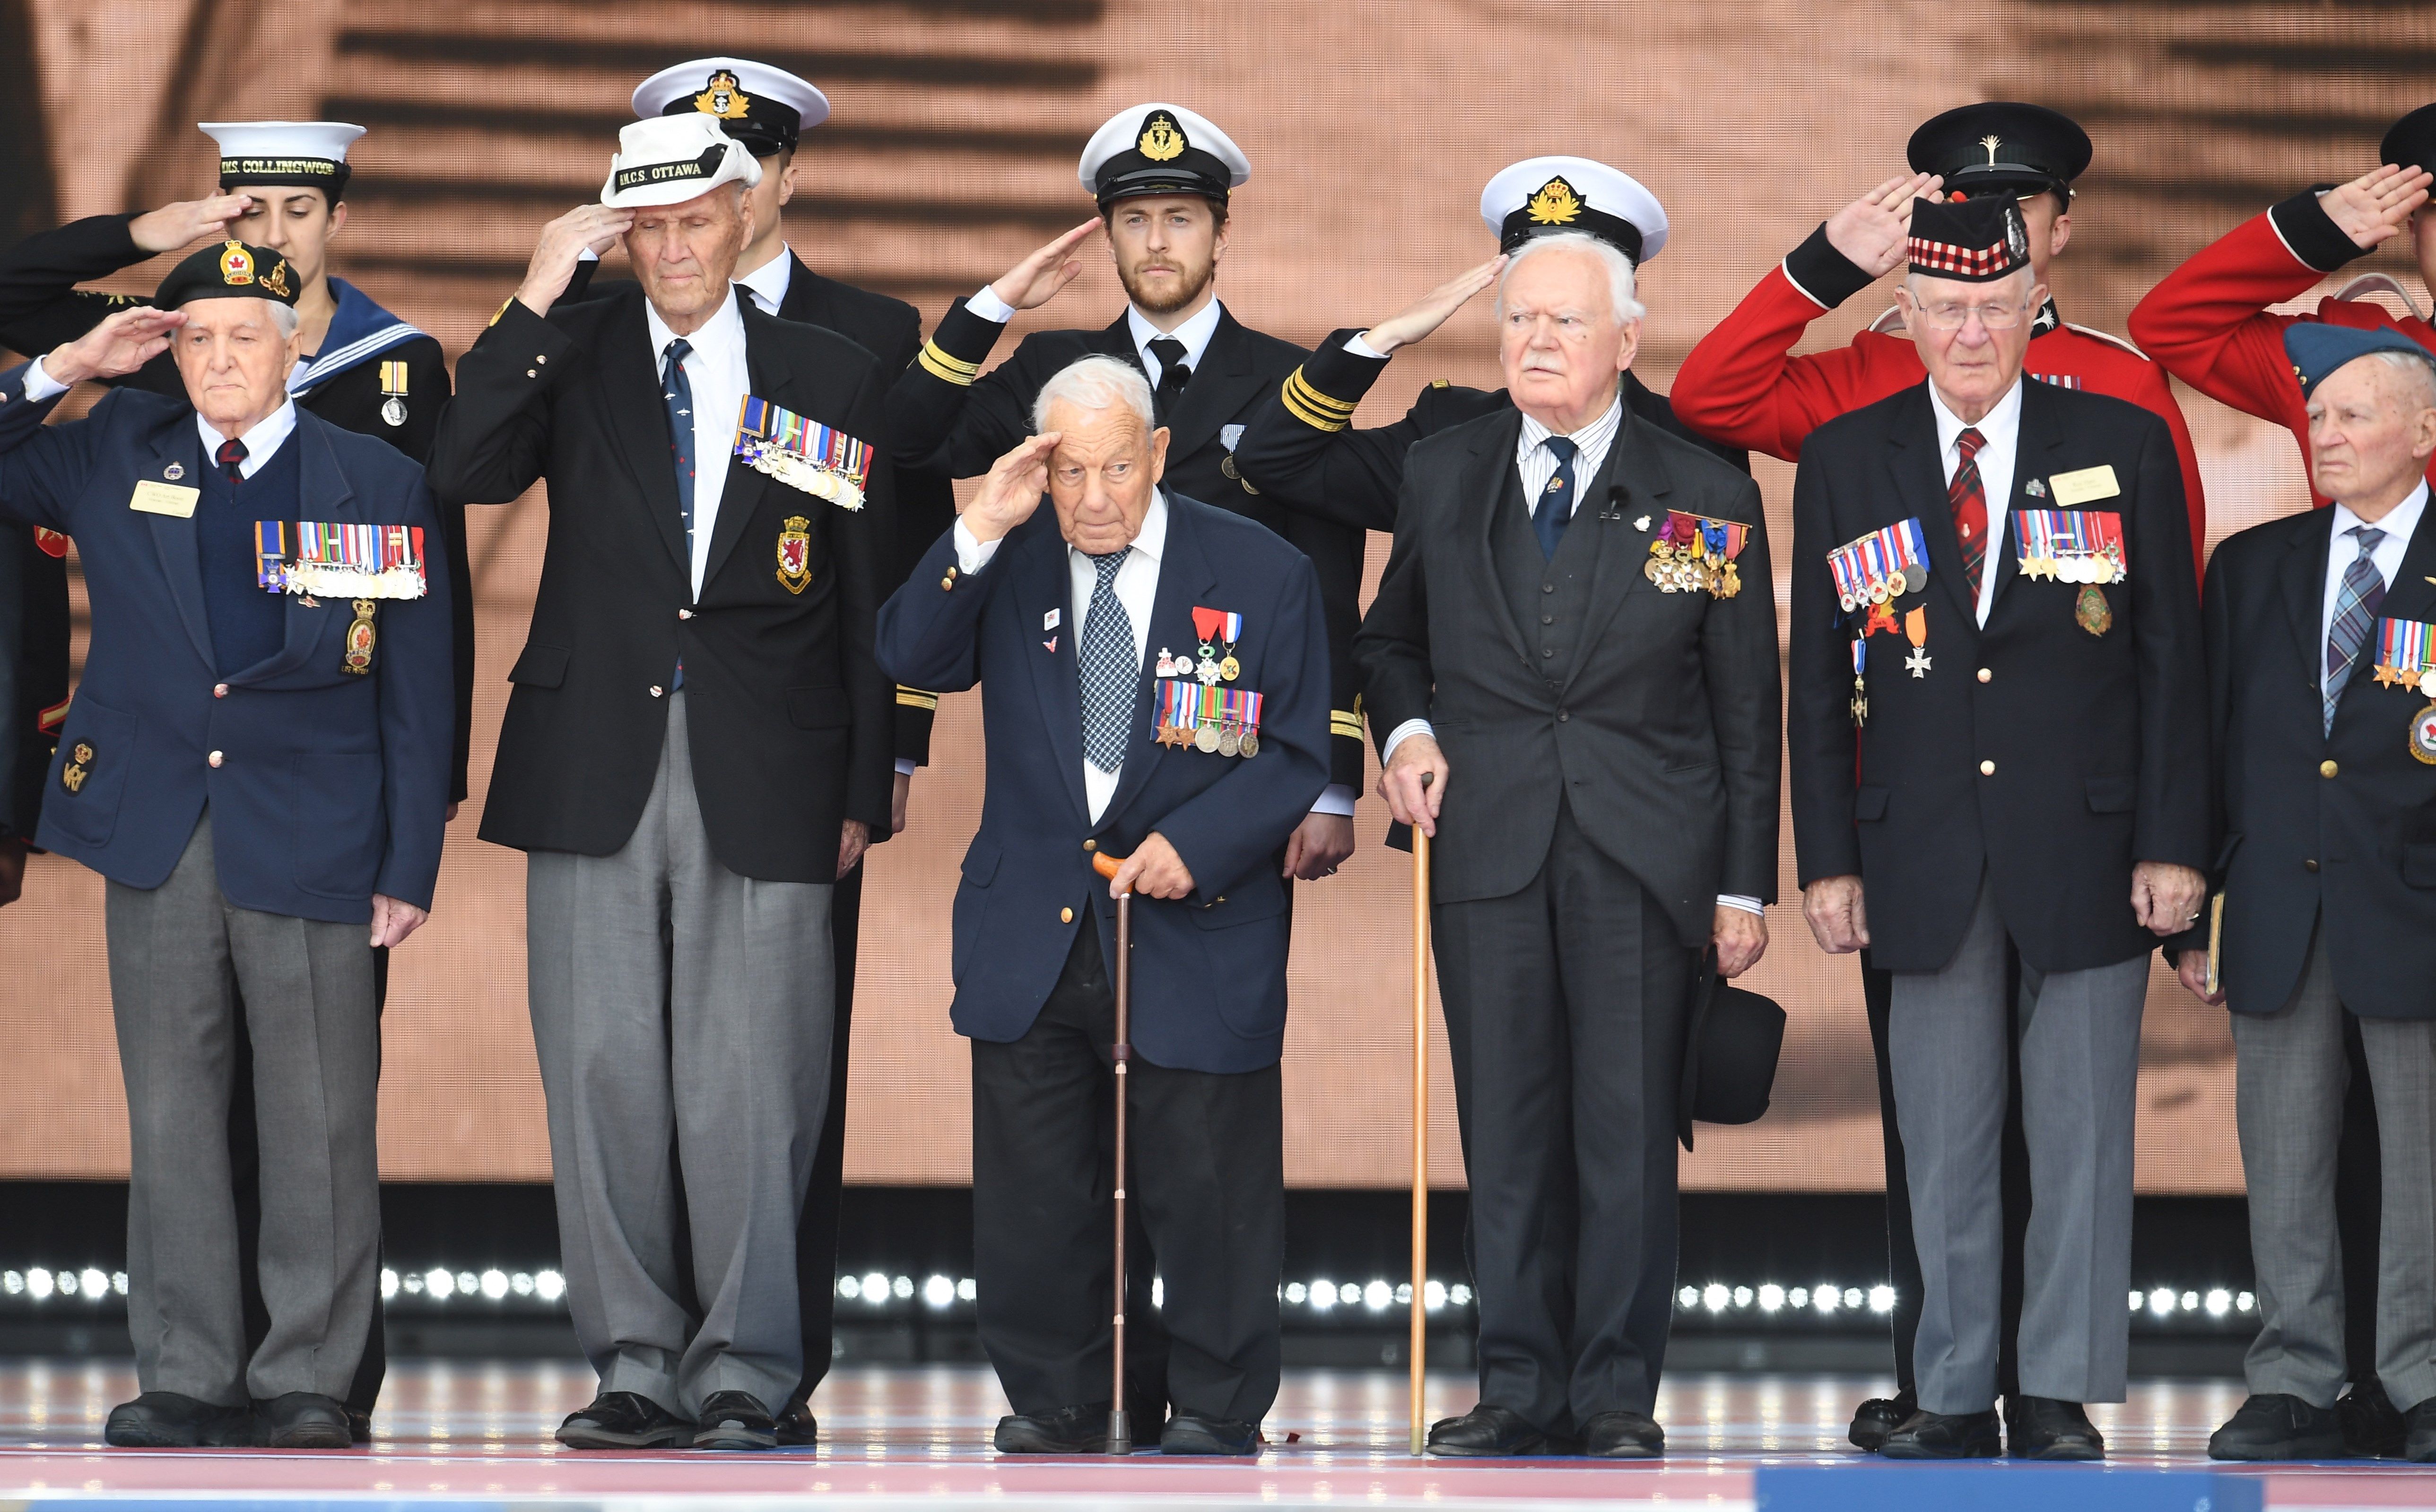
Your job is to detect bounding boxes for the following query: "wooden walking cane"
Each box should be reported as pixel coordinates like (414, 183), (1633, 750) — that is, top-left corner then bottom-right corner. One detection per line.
(1092, 849), (1135, 1455)
(1410, 773), (1433, 1456)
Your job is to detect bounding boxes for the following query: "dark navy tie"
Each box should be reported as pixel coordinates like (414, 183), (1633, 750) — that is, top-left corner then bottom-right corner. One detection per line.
(663, 337), (694, 688)
(1532, 435), (1578, 560)
(1148, 336), (1189, 425)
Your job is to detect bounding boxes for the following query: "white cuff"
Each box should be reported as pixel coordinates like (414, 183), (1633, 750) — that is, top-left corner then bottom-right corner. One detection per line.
(1309, 783), (1356, 817)
(966, 285), (1018, 324)
(577, 247), (600, 264)
(23, 356), (69, 402)
(893, 758), (918, 777)
(1379, 718), (1434, 767)
(951, 518), (1003, 575)
(1343, 332), (1390, 360)
(1716, 895), (1765, 916)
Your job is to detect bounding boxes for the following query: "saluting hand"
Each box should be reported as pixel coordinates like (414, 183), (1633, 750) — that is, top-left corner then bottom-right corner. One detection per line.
(1824, 172), (1943, 280)
(1360, 254), (1508, 356)
(43, 304), (186, 386)
(516, 204), (635, 319)
(127, 193), (254, 254)
(2322, 165), (2434, 252)
(963, 432), (1061, 545)
(989, 218), (1101, 312)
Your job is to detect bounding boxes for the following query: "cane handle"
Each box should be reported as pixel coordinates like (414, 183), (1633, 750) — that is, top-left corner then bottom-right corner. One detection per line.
(1092, 851), (1125, 879)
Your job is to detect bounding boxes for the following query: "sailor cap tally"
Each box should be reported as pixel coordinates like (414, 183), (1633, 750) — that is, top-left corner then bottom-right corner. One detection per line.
(202, 121), (366, 198)
(1479, 156), (1668, 264)
(602, 113), (763, 208)
(1078, 103), (1249, 209)
(632, 57), (832, 158)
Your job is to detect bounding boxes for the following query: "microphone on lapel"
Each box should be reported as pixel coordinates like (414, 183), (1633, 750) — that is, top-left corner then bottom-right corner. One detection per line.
(1596, 484), (1628, 522)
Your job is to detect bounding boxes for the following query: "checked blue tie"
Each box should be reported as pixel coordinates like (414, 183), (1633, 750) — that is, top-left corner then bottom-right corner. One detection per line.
(1079, 550), (1135, 773)
(2324, 523), (2387, 734)
(663, 337), (694, 688)
(1532, 434), (1578, 559)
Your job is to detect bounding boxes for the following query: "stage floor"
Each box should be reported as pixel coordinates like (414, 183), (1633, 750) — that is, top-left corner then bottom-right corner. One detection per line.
(2, 1360), (2433, 1509)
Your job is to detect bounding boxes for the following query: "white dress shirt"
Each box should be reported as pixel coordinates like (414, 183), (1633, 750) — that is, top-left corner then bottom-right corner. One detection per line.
(735, 244), (796, 316)
(1926, 376), (2025, 628)
(2323, 480), (2427, 703)
(954, 492), (1166, 823)
(645, 289), (750, 599)
(1377, 394), (1759, 915)
(28, 356), (297, 473)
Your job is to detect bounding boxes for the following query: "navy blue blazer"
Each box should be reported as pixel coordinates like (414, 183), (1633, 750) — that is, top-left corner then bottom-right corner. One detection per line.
(0, 363), (452, 921)
(876, 491), (1330, 1074)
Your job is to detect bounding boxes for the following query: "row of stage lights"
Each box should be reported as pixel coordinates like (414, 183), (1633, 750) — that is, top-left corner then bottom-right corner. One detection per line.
(0, 1268), (2260, 1324)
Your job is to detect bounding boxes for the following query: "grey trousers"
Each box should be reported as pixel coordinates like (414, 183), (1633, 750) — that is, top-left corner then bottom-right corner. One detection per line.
(2235, 930), (2436, 1410)
(526, 692), (835, 1417)
(106, 809), (380, 1405)
(1889, 874), (2148, 1413)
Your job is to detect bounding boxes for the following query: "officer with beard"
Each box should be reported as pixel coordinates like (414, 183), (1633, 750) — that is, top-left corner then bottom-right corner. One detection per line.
(884, 104), (1365, 886)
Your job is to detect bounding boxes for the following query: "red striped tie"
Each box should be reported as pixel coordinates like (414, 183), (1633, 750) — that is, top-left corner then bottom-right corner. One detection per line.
(1950, 426), (1987, 599)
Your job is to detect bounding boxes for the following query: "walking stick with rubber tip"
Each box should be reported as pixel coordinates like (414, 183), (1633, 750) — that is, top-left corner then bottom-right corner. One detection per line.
(1410, 770), (1433, 1456)
(1092, 848), (1135, 1456)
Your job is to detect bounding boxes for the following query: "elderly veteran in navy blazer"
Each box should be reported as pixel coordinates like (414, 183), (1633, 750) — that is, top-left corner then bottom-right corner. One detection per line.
(0, 239), (450, 1451)
(2179, 323), (2436, 1464)
(878, 355), (1327, 1457)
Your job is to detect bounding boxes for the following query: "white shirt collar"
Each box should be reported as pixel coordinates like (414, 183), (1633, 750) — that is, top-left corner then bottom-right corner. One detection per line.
(1927, 374), (2025, 456)
(1516, 392), (1625, 453)
(1071, 488), (1169, 565)
(1127, 298), (1225, 378)
(2332, 478), (2429, 553)
(644, 284), (748, 365)
(195, 399), (298, 479)
(735, 244), (795, 316)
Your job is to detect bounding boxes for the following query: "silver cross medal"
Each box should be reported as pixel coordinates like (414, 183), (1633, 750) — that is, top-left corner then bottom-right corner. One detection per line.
(1905, 645), (1932, 678)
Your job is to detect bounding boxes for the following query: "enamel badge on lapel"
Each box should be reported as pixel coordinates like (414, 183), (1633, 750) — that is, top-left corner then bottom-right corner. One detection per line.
(342, 599), (378, 675)
(163, 462), (184, 481)
(777, 515), (813, 594)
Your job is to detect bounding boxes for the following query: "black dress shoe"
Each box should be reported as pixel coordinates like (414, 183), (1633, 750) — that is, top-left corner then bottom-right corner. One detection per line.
(995, 1401), (1117, 1454)
(104, 1392), (252, 1448)
(1879, 1408), (2001, 1460)
(1161, 1411), (1259, 1455)
(2341, 1374), (2407, 1457)
(2007, 1396), (2104, 1460)
(2402, 1395), (2436, 1463)
(347, 1408), (373, 1442)
(1425, 1404), (1549, 1457)
(557, 1391), (693, 1450)
(774, 1397), (817, 1447)
(2208, 1394), (2347, 1461)
(694, 1390), (778, 1450)
(1848, 1388), (1915, 1452)
(1582, 1408), (1664, 1459)
(254, 1392), (353, 1449)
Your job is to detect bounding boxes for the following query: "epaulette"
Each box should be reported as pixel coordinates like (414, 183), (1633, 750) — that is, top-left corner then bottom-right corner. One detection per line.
(2064, 323), (2151, 361)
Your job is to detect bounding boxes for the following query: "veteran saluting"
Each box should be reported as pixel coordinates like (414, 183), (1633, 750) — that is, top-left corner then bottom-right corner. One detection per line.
(427, 113), (896, 1452)
(1789, 197), (2208, 1460)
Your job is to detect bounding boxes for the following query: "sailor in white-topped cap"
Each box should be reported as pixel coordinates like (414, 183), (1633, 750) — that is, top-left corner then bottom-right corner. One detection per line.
(1230, 154), (1742, 536)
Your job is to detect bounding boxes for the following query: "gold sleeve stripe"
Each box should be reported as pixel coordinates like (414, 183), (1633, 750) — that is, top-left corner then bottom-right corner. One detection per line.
(488, 296), (515, 328)
(1279, 371), (1353, 433)
(896, 687), (941, 711)
(917, 339), (982, 385)
(1330, 711), (1365, 739)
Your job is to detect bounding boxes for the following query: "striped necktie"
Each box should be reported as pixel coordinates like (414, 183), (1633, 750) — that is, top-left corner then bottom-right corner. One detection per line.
(2325, 523), (2387, 734)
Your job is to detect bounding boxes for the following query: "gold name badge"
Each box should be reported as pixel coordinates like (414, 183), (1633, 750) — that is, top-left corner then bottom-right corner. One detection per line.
(129, 481), (200, 517)
(2048, 465), (2121, 507)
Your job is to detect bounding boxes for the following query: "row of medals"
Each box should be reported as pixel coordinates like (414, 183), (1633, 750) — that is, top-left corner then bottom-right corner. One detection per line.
(1837, 564), (1924, 612)
(1155, 640), (1259, 758)
(1646, 542), (1743, 597)
(2019, 550), (2124, 585)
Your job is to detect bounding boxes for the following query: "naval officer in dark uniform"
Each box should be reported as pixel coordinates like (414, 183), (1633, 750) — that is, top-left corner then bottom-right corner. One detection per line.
(885, 103), (1365, 882)
(1229, 156), (1747, 535)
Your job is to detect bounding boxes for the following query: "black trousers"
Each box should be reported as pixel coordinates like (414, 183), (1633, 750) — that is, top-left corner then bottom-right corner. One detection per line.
(1866, 956), (2388, 1397)
(787, 859), (863, 1410)
(1433, 801), (1690, 1433)
(970, 912), (1283, 1425)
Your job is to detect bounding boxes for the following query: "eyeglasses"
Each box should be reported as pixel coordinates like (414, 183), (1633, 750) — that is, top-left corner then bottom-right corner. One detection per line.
(1908, 298), (2031, 331)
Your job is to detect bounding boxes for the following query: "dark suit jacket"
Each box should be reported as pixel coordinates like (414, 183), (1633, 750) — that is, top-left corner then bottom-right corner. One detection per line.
(875, 493), (1330, 1074)
(886, 298), (1369, 788)
(1353, 408), (1780, 947)
(428, 287), (895, 882)
(2175, 504), (2436, 1018)
(0, 212), (472, 800)
(1233, 327), (1749, 534)
(1788, 378), (2209, 973)
(565, 249), (957, 764)
(0, 521), (67, 843)
(0, 364), (452, 919)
